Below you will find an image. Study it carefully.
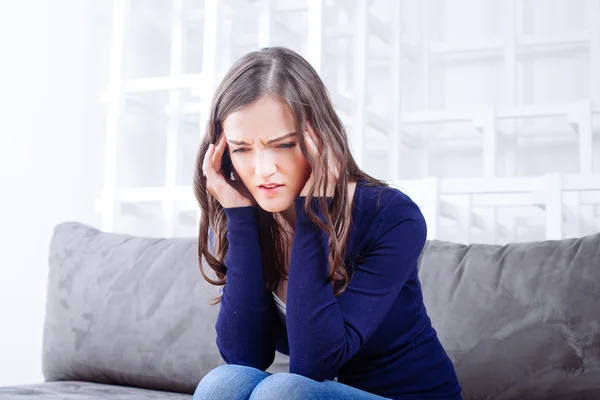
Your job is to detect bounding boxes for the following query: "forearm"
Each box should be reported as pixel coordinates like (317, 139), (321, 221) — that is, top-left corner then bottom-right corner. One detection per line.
(285, 196), (425, 381)
(286, 198), (349, 381)
(216, 206), (277, 370)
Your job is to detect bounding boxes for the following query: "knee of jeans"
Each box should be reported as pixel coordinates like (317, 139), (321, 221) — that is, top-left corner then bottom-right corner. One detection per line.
(193, 364), (267, 400)
(249, 373), (318, 400)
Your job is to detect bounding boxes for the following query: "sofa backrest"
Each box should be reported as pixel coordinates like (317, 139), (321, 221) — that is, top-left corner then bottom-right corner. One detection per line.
(419, 234), (600, 399)
(43, 222), (229, 394)
(43, 222), (600, 398)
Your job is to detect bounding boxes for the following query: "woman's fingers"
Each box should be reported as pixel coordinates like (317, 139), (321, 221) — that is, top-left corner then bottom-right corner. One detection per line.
(202, 145), (216, 197)
(305, 124), (339, 179)
(304, 130), (318, 159)
(329, 156), (340, 179)
(202, 143), (225, 197)
(304, 121), (318, 150)
(201, 136), (254, 208)
(304, 121), (339, 198)
(212, 134), (227, 170)
(202, 143), (214, 177)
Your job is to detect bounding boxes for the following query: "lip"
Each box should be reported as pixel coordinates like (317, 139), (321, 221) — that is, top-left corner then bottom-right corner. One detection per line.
(258, 184), (284, 195)
(258, 183), (283, 188)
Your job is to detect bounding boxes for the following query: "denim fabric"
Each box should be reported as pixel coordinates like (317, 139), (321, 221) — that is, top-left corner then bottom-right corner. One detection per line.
(193, 365), (268, 400)
(193, 364), (389, 400)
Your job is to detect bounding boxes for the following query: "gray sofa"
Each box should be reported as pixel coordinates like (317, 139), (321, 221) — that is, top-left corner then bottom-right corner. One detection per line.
(1, 221), (599, 399)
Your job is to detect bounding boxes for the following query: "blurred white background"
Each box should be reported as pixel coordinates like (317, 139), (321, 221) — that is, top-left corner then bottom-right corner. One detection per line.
(1, 0), (599, 387)
(0, 0), (99, 387)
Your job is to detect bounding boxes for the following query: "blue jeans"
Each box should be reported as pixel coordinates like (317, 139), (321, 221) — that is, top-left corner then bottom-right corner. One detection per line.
(193, 364), (390, 400)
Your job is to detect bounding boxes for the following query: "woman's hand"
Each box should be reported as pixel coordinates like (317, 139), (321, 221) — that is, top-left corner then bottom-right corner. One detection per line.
(203, 135), (254, 208)
(300, 122), (340, 198)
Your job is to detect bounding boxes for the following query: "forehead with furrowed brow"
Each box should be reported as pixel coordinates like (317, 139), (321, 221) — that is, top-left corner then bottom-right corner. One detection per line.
(227, 132), (297, 146)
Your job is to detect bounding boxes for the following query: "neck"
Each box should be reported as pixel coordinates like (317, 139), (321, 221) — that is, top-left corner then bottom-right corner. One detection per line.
(277, 204), (296, 233)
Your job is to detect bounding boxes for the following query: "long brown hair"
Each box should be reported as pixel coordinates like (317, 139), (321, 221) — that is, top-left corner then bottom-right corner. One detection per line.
(194, 47), (387, 304)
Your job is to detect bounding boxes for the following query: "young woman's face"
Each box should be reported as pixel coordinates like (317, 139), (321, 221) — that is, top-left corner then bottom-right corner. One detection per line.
(222, 95), (312, 213)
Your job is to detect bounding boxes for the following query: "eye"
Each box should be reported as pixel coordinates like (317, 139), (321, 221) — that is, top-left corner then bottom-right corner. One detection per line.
(278, 143), (296, 149)
(231, 148), (249, 154)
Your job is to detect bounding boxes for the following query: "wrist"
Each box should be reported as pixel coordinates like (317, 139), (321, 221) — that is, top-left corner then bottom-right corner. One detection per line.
(223, 205), (259, 227)
(294, 196), (332, 228)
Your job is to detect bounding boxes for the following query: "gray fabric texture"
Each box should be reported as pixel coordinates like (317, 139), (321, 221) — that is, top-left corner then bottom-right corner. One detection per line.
(42, 222), (219, 394)
(0, 381), (189, 399)
(419, 233), (600, 399)
(39, 221), (600, 399)
(42, 222), (287, 396)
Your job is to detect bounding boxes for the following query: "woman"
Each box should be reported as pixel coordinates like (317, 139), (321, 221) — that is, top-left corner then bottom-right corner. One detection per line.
(192, 47), (462, 400)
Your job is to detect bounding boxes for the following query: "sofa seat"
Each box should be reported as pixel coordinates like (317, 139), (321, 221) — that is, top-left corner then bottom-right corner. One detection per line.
(0, 381), (191, 400)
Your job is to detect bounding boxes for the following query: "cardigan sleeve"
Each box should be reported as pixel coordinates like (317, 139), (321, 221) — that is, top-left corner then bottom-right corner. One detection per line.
(285, 194), (427, 381)
(214, 206), (278, 371)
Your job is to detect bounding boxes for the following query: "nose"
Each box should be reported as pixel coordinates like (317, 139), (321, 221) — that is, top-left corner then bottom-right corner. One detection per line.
(255, 151), (277, 179)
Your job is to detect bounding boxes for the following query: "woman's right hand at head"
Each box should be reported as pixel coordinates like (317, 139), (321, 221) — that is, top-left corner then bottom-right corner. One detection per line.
(202, 135), (254, 208)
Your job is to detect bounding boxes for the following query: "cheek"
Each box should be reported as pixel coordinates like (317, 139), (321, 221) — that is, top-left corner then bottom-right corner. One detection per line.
(230, 156), (253, 180)
(291, 152), (311, 182)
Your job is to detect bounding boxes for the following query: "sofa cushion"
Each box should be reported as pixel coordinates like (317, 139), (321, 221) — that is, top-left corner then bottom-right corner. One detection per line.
(43, 222), (289, 395)
(0, 381), (190, 399)
(42, 222), (223, 394)
(418, 233), (600, 399)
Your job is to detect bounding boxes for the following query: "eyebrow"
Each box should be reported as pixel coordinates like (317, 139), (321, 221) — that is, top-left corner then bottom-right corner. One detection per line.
(227, 132), (297, 146)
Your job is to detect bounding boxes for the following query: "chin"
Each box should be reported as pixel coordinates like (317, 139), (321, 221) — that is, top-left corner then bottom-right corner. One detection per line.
(255, 197), (294, 213)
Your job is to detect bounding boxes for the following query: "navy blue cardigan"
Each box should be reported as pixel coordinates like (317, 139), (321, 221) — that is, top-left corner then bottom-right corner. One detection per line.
(215, 182), (462, 399)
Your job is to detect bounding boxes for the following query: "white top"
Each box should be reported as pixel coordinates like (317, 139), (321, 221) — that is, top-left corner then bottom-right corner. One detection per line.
(272, 291), (286, 325)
